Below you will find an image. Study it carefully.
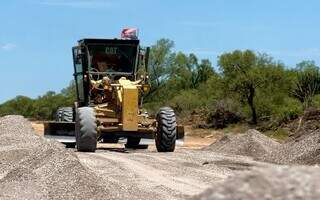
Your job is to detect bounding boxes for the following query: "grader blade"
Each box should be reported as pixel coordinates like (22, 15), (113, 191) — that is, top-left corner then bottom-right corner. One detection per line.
(44, 121), (76, 145)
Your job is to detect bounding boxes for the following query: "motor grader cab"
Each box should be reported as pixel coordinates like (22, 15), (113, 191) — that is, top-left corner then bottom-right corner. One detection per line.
(45, 36), (184, 152)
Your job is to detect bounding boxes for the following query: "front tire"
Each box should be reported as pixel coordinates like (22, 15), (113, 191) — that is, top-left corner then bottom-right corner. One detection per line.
(155, 107), (177, 152)
(75, 107), (97, 152)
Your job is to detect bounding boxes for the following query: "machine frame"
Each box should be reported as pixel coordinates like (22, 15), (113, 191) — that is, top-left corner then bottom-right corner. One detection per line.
(44, 38), (184, 151)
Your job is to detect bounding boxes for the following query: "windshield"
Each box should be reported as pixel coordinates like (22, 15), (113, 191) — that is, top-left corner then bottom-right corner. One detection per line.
(88, 44), (137, 73)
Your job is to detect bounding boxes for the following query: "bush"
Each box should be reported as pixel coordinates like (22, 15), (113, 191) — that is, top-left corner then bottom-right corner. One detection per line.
(0, 96), (34, 118)
(292, 69), (320, 108)
(257, 97), (302, 131)
(168, 90), (205, 115)
(274, 98), (302, 123)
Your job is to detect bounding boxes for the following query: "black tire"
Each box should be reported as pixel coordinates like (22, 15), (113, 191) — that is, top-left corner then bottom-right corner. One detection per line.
(125, 137), (141, 148)
(56, 107), (73, 122)
(75, 107), (97, 152)
(155, 107), (177, 152)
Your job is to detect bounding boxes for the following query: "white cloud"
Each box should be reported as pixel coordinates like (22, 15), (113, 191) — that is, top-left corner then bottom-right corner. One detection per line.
(1, 43), (17, 51)
(38, 0), (113, 8)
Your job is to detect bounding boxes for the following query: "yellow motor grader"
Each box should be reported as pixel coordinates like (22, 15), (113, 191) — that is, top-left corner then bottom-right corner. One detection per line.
(44, 37), (184, 152)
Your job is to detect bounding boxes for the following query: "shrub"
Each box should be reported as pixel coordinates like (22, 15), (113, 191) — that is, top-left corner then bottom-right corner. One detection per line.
(168, 89), (205, 115)
(292, 69), (320, 108)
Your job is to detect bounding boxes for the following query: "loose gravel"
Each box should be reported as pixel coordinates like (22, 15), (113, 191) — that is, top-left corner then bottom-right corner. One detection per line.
(192, 165), (320, 200)
(265, 130), (320, 165)
(205, 129), (280, 160)
(2, 115), (320, 200)
(0, 115), (123, 200)
(193, 128), (320, 200)
(207, 129), (320, 165)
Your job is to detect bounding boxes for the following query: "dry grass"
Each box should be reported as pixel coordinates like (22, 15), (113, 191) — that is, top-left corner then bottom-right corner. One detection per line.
(222, 123), (251, 134)
(30, 121), (44, 136)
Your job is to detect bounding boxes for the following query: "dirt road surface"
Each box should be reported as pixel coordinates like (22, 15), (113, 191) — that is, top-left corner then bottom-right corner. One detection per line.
(31, 121), (266, 199)
(2, 118), (319, 199)
(76, 146), (268, 199)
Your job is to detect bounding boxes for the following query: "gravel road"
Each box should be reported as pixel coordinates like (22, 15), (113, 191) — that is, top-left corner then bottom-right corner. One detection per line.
(76, 147), (269, 200)
(2, 115), (320, 200)
(0, 115), (268, 199)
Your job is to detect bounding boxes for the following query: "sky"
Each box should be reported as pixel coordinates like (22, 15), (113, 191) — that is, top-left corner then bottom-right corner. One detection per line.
(1, 0), (320, 103)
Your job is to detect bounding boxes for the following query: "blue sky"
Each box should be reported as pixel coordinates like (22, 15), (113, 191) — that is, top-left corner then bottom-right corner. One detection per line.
(1, 0), (320, 103)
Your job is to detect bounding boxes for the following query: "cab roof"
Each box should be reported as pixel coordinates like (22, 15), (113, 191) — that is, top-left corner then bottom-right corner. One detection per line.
(78, 38), (140, 46)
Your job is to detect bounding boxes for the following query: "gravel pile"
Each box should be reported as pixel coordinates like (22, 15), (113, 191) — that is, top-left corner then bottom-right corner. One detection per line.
(207, 129), (320, 165)
(264, 130), (320, 165)
(192, 165), (320, 200)
(205, 129), (280, 160)
(0, 115), (121, 200)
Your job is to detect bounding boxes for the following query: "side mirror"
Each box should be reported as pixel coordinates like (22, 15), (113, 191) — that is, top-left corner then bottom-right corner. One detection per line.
(145, 47), (150, 72)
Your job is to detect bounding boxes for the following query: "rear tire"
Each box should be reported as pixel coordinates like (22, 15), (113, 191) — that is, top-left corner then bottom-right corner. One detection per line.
(155, 107), (177, 152)
(56, 108), (63, 121)
(125, 137), (141, 148)
(75, 107), (97, 152)
(56, 107), (73, 122)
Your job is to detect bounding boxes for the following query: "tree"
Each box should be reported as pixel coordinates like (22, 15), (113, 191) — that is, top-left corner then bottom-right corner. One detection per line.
(148, 39), (175, 89)
(0, 96), (34, 118)
(146, 40), (215, 105)
(218, 50), (260, 124)
(168, 53), (215, 90)
(296, 60), (318, 72)
(197, 59), (215, 84)
(61, 81), (76, 105)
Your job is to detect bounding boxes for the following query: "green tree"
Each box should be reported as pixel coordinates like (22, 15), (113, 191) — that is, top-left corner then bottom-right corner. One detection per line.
(61, 81), (77, 105)
(148, 39), (175, 89)
(168, 53), (215, 90)
(0, 81), (77, 120)
(218, 50), (261, 124)
(0, 96), (34, 118)
(197, 59), (215, 84)
(255, 60), (300, 123)
(296, 60), (318, 72)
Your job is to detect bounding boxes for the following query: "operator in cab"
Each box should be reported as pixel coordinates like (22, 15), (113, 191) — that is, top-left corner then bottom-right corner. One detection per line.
(92, 52), (118, 73)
